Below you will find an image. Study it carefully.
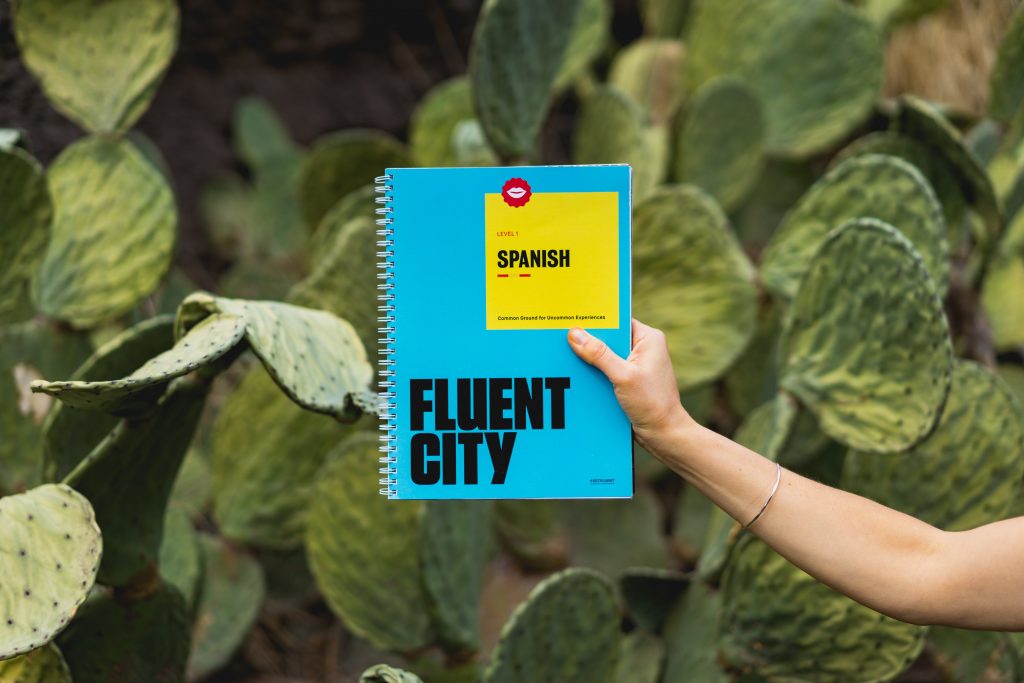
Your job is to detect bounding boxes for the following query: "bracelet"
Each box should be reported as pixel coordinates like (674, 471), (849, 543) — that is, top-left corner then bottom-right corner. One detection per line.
(744, 462), (782, 529)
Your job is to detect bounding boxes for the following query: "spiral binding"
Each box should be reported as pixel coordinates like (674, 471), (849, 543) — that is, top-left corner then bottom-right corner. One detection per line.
(375, 174), (398, 498)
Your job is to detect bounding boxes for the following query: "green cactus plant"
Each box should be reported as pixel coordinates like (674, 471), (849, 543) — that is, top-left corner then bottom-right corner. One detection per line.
(410, 77), (497, 167)
(988, 7), (1024, 124)
(851, 0), (949, 28)
(843, 360), (1024, 531)
(307, 185), (377, 267)
(779, 218), (953, 452)
(157, 509), (202, 612)
(31, 136), (177, 327)
(0, 484), (101, 660)
(493, 499), (568, 571)
(11, 0), (179, 133)
(607, 39), (685, 126)
(662, 581), (728, 683)
(618, 568), (688, 633)
(563, 488), (671, 577)
(613, 630), (665, 683)
(361, 664), (425, 683)
(0, 148), (50, 326)
(633, 185), (758, 390)
(0, 643), (71, 682)
(484, 568), (621, 683)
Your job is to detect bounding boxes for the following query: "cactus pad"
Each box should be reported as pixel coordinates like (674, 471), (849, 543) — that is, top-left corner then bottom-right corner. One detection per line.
(360, 664), (425, 683)
(32, 136), (176, 327)
(573, 85), (668, 200)
(663, 581), (728, 683)
(608, 39), (685, 125)
(41, 316), (175, 482)
(493, 500), (568, 571)
(12, 0), (178, 133)
(67, 377), (209, 587)
(296, 130), (409, 229)
(212, 367), (349, 548)
(619, 568), (688, 633)
(762, 154), (948, 299)
(420, 500), (492, 651)
(187, 534), (266, 681)
(843, 361), (1024, 531)
(684, 0), (883, 157)
(0, 643), (71, 681)
(177, 293), (373, 418)
(564, 488), (670, 577)
(485, 568), (620, 683)
(719, 536), (925, 681)
(308, 185), (376, 266)
(612, 630), (664, 683)
(158, 510), (202, 611)
(469, 0), (589, 160)
(982, 211), (1024, 350)
(673, 78), (765, 212)
(633, 185), (757, 390)
(0, 148), (51, 325)
(989, 7), (1024, 123)
(0, 484), (101, 660)
(779, 218), (953, 452)
(306, 433), (434, 651)
(410, 77), (496, 167)
(57, 582), (190, 683)
(32, 313), (243, 414)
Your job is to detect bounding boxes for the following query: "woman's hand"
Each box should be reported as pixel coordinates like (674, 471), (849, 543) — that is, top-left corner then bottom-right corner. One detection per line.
(567, 319), (695, 454)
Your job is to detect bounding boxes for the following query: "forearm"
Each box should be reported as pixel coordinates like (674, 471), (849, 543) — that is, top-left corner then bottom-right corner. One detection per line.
(646, 416), (948, 625)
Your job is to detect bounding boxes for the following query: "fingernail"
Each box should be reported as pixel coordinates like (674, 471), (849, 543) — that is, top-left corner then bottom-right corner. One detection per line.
(569, 328), (588, 345)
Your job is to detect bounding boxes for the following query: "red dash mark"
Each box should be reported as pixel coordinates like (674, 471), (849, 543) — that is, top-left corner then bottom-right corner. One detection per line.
(519, 273), (531, 277)
(497, 274), (509, 278)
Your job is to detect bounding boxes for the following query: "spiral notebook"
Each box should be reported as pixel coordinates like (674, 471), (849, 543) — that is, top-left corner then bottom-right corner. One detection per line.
(376, 165), (633, 500)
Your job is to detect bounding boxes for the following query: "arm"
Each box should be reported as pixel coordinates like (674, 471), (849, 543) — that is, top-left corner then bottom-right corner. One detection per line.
(568, 320), (1024, 630)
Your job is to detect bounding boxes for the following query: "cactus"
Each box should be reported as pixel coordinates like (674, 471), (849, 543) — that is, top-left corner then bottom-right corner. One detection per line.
(607, 39), (685, 125)
(927, 626), (1019, 683)
(31, 313), (243, 414)
(410, 77), (497, 167)
(684, 0), (883, 157)
(572, 85), (668, 200)
(306, 432), (435, 651)
(619, 568), (688, 633)
(982, 210), (1024, 350)
(420, 500), (492, 652)
(361, 664), (425, 683)
(176, 293), (373, 418)
(723, 301), (782, 419)
(484, 568), (621, 683)
(762, 154), (948, 299)
(212, 368), (352, 549)
(186, 534), (266, 681)
(0, 323), (91, 494)
(672, 78), (765, 212)
(719, 535), (926, 681)
(563, 488), (671, 577)
(988, 7), (1024, 124)
(493, 500), (568, 571)
(779, 218), (953, 452)
(11, 0), (178, 133)
(662, 581), (728, 683)
(0, 148), (50, 326)
(296, 130), (410, 230)
(56, 582), (190, 683)
(553, 0), (611, 90)
(612, 630), (665, 683)
(633, 185), (758, 390)
(852, 0), (949, 28)
(40, 315), (175, 483)
(66, 376), (209, 587)
(31, 136), (176, 327)
(158, 509), (202, 611)
(843, 360), (1024, 531)
(308, 185), (377, 267)
(0, 484), (101, 660)
(0, 643), (71, 681)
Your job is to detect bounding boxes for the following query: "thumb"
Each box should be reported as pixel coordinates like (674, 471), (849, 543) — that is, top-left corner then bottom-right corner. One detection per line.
(567, 328), (632, 384)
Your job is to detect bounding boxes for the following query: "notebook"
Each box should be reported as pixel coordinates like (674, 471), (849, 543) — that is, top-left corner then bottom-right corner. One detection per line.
(376, 165), (633, 500)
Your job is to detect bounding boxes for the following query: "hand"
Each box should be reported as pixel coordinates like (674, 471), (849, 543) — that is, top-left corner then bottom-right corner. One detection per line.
(567, 319), (695, 454)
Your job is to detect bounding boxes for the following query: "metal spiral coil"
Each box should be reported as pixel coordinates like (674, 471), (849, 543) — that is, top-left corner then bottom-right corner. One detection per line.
(375, 174), (398, 498)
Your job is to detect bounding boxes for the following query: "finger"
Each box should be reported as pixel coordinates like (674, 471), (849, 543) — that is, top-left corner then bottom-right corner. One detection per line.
(567, 328), (632, 384)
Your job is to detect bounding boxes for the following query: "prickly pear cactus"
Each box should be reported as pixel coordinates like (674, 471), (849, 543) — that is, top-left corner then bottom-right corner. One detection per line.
(66, 376), (209, 587)
(982, 210), (1024, 350)
(563, 488), (671, 577)
(684, 0), (883, 157)
(361, 664), (425, 683)
(0, 643), (71, 681)
(0, 485), (101, 660)
(719, 536), (926, 682)
(779, 218), (953, 452)
(32, 313), (244, 414)
(673, 78), (764, 212)
(12, 0), (179, 133)
(41, 316), (175, 482)
(663, 581), (728, 683)
(186, 534), (266, 681)
(32, 136), (176, 327)
(573, 84), (668, 200)
(308, 185), (376, 267)
(493, 499), (568, 571)
(410, 77), (496, 167)
(633, 185), (757, 390)
(762, 154), (948, 299)
(989, 7), (1024, 123)
(619, 568), (688, 633)
(306, 432), (434, 651)
(56, 582), (190, 683)
(485, 569), (621, 683)
(158, 509), (202, 612)
(612, 630), (664, 683)
(0, 148), (50, 325)
(843, 361), (1024, 531)
(608, 38), (685, 125)
(176, 293), (373, 418)
(296, 130), (410, 230)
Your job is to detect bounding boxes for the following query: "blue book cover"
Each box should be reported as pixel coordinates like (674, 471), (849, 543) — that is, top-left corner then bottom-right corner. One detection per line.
(378, 165), (633, 500)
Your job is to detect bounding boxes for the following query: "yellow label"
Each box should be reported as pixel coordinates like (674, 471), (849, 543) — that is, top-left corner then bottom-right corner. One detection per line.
(485, 191), (619, 330)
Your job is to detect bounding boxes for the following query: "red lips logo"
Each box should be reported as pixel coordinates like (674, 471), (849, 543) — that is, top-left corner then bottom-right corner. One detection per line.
(502, 178), (532, 207)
